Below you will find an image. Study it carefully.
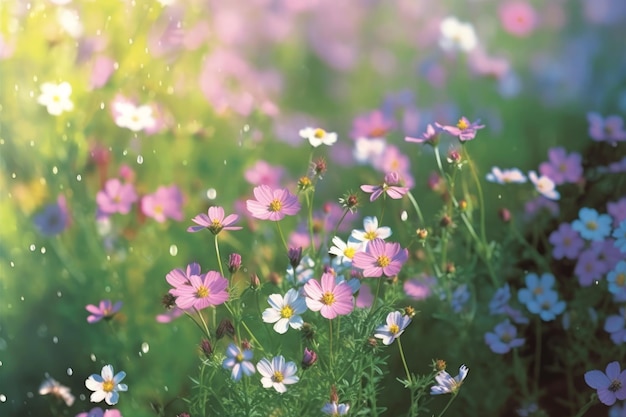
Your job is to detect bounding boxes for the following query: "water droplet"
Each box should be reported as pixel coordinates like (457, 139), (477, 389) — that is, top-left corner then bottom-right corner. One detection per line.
(29, 244), (36, 251)
(76, 174), (82, 181)
(79, 394), (86, 400)
(163, 386), (168, 392)
(40, 247), (46, 254)
(67, 368), (73, 376)
(223, 160), (227, 165)
(100, 102), (105, 110)
(30, 140), (35, 147)
(0, 394), (6, 402)
(498, 194), (502, 199)
(26, 391), (34, 398)
(57, 291), (62, 297)
(141, 342), (149, 353)
(10, 261), (14, 267)
(206, 188), (217, 200)
(169, 245), (178, 256)
(52, 336), (58, 344)
(105, 286), (111, 293)
(11, 172), (16, 178)
(137, 155), (143, 164)
(400, 211), (408, 221)
(122, 149), (128, 156)
(243, 124), (250, 132)
(128, 38), (133, 44)
(90, 353), (97, 362)
(0, 361), (3, 366)
(20, 296), (24, 301)
(52, 166), (58, 175)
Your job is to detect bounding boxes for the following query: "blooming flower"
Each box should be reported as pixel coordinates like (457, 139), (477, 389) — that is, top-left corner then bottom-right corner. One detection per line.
(39, 376), (75, 406)
(608, 261), (626, 302)
(96, 179), (138, 216)
(436, 117), (485, 141)
(587, 113), (626, 144)
(85, 365), (128, 406)
(75, 408), (122, 417)
(262, 288), (307, 334)
(34, 195), (70, 236)
(528, 171), (560, 200)
(489, 283), (511, 315)
(608, 198), (626, 227)
(403, 276), (435, 301)
(256, 355), (299, 393)
(246, 185), (301, 221)
(244, 160), (285, 188)
(353, 137), (387, 164)
(350, 109), (395, 140)
(141, 185), (184, 223)
(222, 343), (255, 381)
(439, 17), (477, 52)
(405, 124), (440, 147)
(450, 284), (470, 313)
(613, 219), (626, 252)
(374, 311), (412, 345)
(187, 206), (242, 234)
(322, 402), (350, 416)
(484, 319), (525, 354)
(165, 262), (201, 288)
(85, 300), (122, 323)
(609, 402), (626, 417)
(605, 308), (626, 345)
(169, 270), (229, 310)
(431, 364), (469, 395)
(360, 172), (410, 202)
(304, 272), (354, 319)
(517, 272), (557, 308)
(572, 207), (612, 241)
(328, 236), (364, 266)
(499, 1), (538, 37)
(350, 216), (392, 248)
(584, 361), (626, 406)
(37, 82), (74, 115)
(575, 248), (605, 287)
(299, 127), (338, 147)
(538, 147), (583, 185)
(352, 238), (408, 278)
(526, 290), (566, 321)
(485, 167), (527, 184)
(549, 222), (585, 260)
(113, 101), (156, 132)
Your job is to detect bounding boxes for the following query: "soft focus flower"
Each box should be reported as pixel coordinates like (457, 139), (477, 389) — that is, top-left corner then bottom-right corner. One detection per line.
(405, 124), (440, 147)
(499, 1), (538, 37)
(228, 253), (242, 273)
(165, 263), (201, 288)
(489, 284), (511, 315)
(322, 402), (350, 416)
(37, 82), (74, 115)
(85, 365), (128, 406)
(222, 343), (255, 381)
(85, 300), (122, 323)
(605, 308), (626, 345)
(329, 236), (363, 266)
(572, 207), (612, 241)
(539, 147), (583, 185)
(608, 261), (626, 302)
(257, 355), (299, 393)
(431, 364), (469, 395)
(614, 220), (626, 252)
(439, 17), (477, 52)
(528, 171), (560, 200)
(304, 272), (354, 319)
(360, 172), (410, 202)
(301, 347), (318, 370)
(517, 272), (556, 307)
(608, 198), (626, 227)
(352, 238), (408, 278)
(169, 270), (229, 310)
(609, 402), (626, 417)
(485, 167), (527, 184)
(450, 284), (470, 313)
(113, 101), (156, 132)
(187, 206), (242, 234)
(353, 137), (387, 164)
(484, 319), (525, 354)
(575, 248), (605, 287)
(141, 185), (184, 223)
(374, 311), (412, 345)
(584, 361), (626, 406)
(96, 179), (138, 216)
(436, 117), (485, 141)
(299, 127), (338, 147)
(403, 276), (435, 301)
(39, 376), (75, 406)
(350, 216), (392, 248)
(587, 113), (626, 144)
(33, 195), (70, 236)
(262, 288), (307, 334)
(246, 185), (301, 221)
(549, 222), (585, 260)
(526, 290), (566, 321)
(350, 109), (395, 139)
(75, 408), (122, 417)
(244, 160), (285, 188)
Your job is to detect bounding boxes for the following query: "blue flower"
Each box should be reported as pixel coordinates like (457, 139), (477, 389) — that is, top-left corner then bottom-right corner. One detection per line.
(572, 207), (612, 241)
(526, 290), (566, 321)
(222, 343), (255, 381)
(489, 284), (511, 315)
(517, 273), (555, 307)
(484, 319), (525, 354)
(604, 308), (626, 345)
(613, 219), (626, 253)
(607, 261), (626, 302)
(33, 196), (69, 236)
(450, 284), (470, 313)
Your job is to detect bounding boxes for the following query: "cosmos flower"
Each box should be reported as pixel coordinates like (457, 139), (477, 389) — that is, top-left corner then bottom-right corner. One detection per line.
(351, 238), (408, 278)
(141, 185), (184, 223)
(304, 272), (354, 319)
(112, 101), (156, 132)
(85, 300), (122, 323)
(528, 171), (560, 200)
(262, 288), (307, 334)
(374, 311), (412, 345)
(439, 17), (477, 52)
(436, 117), (485, 141)
(360, 172), (410, 202)
(328, 236), (364, 266)
(538, 147), (583, 185)
(37, 82), (74, 115)
(499, 1), (538, 37)
(85, 365), (128, 406)
(39, 376), (75, 406)
(614, 219), (626, 253)
(222, 343), (255, 382)
(572, 207), (613, 241)
(256, 355), (299, 393)
(549, 222), (585, 260)
(584, 361), (626, 406)
(169, 270), (229, 310)
(299, 127), (338, 147)
(405, 124), (440, 147)
(246, 185), (301, 221)
(431, 364), (469, 395)
(350, 216), (392, 248)
(96, 179), (138, 216)
(322, 402), (350, 416)
(484, 319), (525, 354)
(485, 167), (527, 184)
(187, 206), (242, 234)
(75, 408), (122, 417)
(33, 195), (70, 236)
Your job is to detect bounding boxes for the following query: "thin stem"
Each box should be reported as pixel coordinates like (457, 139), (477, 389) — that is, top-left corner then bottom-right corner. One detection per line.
(462, 145), (487, 247)
(437, 393), (458, 417)
(407, 192), (443, 279)
(397, 338), (412, 383)
(275, 220), (288, 251)
(534, 318), (542, 396)
(184, 310), (210, 339)
(332, 208), (350, 238)
(370, 278), (383, 313)
(573, 396), (597, 417)
(214, 235), (224, 277)
(406, 190), (425, 225)
(194, 307), (211, 340)
(329, 319), (334, 371)
(306, 192), (316, 252)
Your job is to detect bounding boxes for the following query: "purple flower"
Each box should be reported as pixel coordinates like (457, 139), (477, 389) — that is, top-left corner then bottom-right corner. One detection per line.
(450, 284), (470, 313)
(301, 347), (318, 369)
(524, 195), (560, 220)
(75, 408), (122, 417)
(549, 223), (585, 260)
(187, 206), (242, 234)
(436, 117), (485, 142)
(484, 319), (525, 354)
(405, 123), (440, 146)
(85, 300), (122, 323)
(613, 219), (626, 252)
(584, 361), (626, 406)
(244, 160), (285, 188)
(96, 179), (138, 216)
(608, 198), (626, 227)
(246, 185), (301, 221)
(360, 172), (410, 202)
(587, 113), (626, 144)
(608, 261), (626, 302)
(141, 185), (184, 223)
(222, 343), (255, 381)
(34, 195), (70, 236)
(403, 276), (435, 301)
(350, 109), (395, 139)
(538, 147), (583, 185)
(605, 308), (626, 345)
(352, 239), (408, 278)
(575, 248), (605, 287)
(489, 284), (511, 315)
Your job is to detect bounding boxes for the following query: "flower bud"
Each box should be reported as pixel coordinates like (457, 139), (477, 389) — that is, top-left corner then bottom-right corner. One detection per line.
(445, 262), (456, 274)
(458, 199), (468, 211)
(200, 339), (213, 358)
(403, 306), (416, 318)
(301, 322), (315, 342)
(311, 157), (327, 178)
(302, 347), (318, 370)
(216, 318), (235, 340)
(288, 247), (303, 270)
(241, 339), (252, 350)
(416, 228), (428, 240)
(435, 359), (447, 371)
(250, 273), (261, 289)
(297, 176), (312, 191)
(228, 253), (242, 273)
(330, 385), (339, 404)
(440, 214), (452, 228)
(161, 293), (176, 310)
(499, 208), (511, 223)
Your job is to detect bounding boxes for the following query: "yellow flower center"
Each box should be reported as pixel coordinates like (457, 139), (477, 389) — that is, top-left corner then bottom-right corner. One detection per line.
(236, 353), (244, 362)
(280, 305), (294, 319)
(364, 231), (377, 240)
(501, 332), (512, 343)
(212, 218), (222, 227)
(154, 204), (164, 215)
(314, 128), (326, 138)
(272, 371), (284, 383)
(377, 255), (391, 267)
(559, 163), (567, 173)
(456, 118), (469, 130)
(616, 273), (625, 286)
(269, 199), (282, 212)
(196, 285), (209, 298)
(343, 247), (356, 259)
(585, 221), (597, 231)
(321, 292), (335, 306)
(52, 95), (61, 103)
(102, 380), (115, 392)
(389, 324), (399, 334)
(533, 287), (543, 295)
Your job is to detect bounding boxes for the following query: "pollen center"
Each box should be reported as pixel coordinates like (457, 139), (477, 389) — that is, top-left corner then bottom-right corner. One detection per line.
(364, 231), (377, 240)
(533, 287), (543, 295)
(272, 371), (284, 383)
(585, 221), (597, 231)
(236, 353), (244, 362)
(344, 247), (356, 259)
(314, 128), (326, 138)
(102, 380), (115, 392)
(389, 324), (399, 334)
(609, 379), (622, 392)
(456, 119), (469, 130)
(196, 285), (209, 298)
(321, 292), (335, 306)
(377, 255), (391, 267)
(269, 199), (282, 212)
(616, 273), (625, 286)
(280, 305), (294, 319)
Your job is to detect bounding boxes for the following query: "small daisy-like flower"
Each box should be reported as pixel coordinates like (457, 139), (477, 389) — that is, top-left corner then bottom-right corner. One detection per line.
(430, 364), (469, 395)
(437, 117), (485, 142)
(328, 236), (363, 266)
(85, 365), (128, 406)
(299, 127), (338, 147)
(608, 261), (626, 302)
(517, 273), (556, 307)
(604, 308), (626, 345)
(526, 290), (566, 322)
(37, 82), (74, 116)
(549, 222), (585, 260)
(322, 402), (350, 416)
(575, 248), (604, 287)
(246, 185), (301, 221)
(113, 101), (156, 132)
(350, 216), (392, 247)
(613, 219), (626, 253)
(374, 311), (412, 345)
(39, 376), (75, 406)
(484, 319), (525, 354)
(485, 167), (527, 184)
(528, 171), (560, 200)
(351, 238), (408, 278)
(304, 272), (354, 319)
(262, 288), (307, 334)
(33, 195), (70, 237)
(85, 300), (122, 323)
(187, 206), (242, 234)
(439, 17), (478, 52)
(538, 147), (583, 185)
(572, 207), (612, 241)
(360, 172), (410, 202)
(257, 355), (299, 393)
(222, 343), (255, 381)
(169, 270), (229, 311)
(584, 361), (626, 406)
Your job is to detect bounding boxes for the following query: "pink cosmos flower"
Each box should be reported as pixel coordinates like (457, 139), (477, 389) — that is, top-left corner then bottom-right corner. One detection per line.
(304, 272), (354, 319)
(352, 238), (408, 278)
(405, 124), (440, 147)
(246, 185), (301, 221)
(90, 56), (115, 89)
(361, 172), (409, 202)
(244, 160), (285, 187)
(187, 206), (242, 234)
(85, 300), (122, 323)
(499, 1), (538, 37)
(141, 185), (184, 223)
(436, 117), (485, 142)
(350, 109), (396, 139)
(166, 262), (202, 288)
(96, 178), (138, 215)
(169, 270), (229, 311)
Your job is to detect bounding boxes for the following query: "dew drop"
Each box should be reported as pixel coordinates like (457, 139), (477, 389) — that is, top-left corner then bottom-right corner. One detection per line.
(90, 353), (97, 362)
(76, 174), (82, 181)
(137, 155), (143, 164)
(206, 188), (217, 200)
(40, 247), (46, 254)
(10, 262), (14, 267)
(141, 342), (149, 353)
(223, 160), (227, 165)
(0, 361), (3, 366)
(105, 286), (111, 293)
(52, 336), (58, 344)
(67, 368), (73, 376)
(243, 124), (250, 132)
(100, 102), (105, 110)
(163, 386), (168, 392)
(400, 211), (408, 221)
(11, 173), (16, 178)
(79, 394), (86, 400)
(29, 244), (36, 251)
(169, 245), (178, 256)
(20, 296), (24, 301)
(52, 166), (58, 175)
(0, 394), (6, 402)
(26, 391), (34, 398)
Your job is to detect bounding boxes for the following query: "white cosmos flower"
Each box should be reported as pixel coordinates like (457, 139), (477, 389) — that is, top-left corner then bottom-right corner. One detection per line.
(529, 171), (560, 200)
(486, 167), (527, 184)
(353, 137), (386, 164)
(256, 355), (299, 393)
(37, 82), (74, 116)
(350, 216), (392, 249)
(329, 236), (364, 266)
(39, 376), (75, 406)
(85, 364), (128, 405)
(113, 101), (156, 132)
(431, 364), (469, 395)
(262, 288), (307, 334)
(374, 311), (412, 345)
(439, 17), (478, 52)
(299, 127), (338, 147)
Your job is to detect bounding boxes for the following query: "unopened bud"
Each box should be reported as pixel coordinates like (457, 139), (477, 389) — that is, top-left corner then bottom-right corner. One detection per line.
(445, 263), (456, 274)
(216, 318), (235, 340)
(458, 200), (468, 211)
(499, 208), (511, 223)
(228, 253), (242, 273)
(440, 215), (452, 228)
(330, 385), (339, 404)
(200, 339), (213, 358)
(250, 273), (260, 289)
(416, 228), (428, 240)
(288, 247), (303, 270)
(241, 339), (252, 350)
(302, 347), (318, 370)
(404, 306), (416, 318)
(435, 359), (447, 371)
(301, 322), (315, 342)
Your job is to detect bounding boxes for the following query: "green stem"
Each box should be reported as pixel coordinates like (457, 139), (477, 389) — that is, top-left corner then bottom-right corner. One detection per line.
(573, 396), (597, 417)
(275, 220), (288, 251)
(194, 307), (211, 340)
(306, 192), (316, 252)
(214, 235), (224, 277)
(332, 208), (350, 238)
(437, 393), (458, 417)
(462, 145), (487, 246)
(534, 318), (542, 396)
(397, 338), (411, 383)
(329, 319), (334, 371)
(406, 192), (443, 279)
(184, 310), (210, 339)
(370, 278), (383, 313)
